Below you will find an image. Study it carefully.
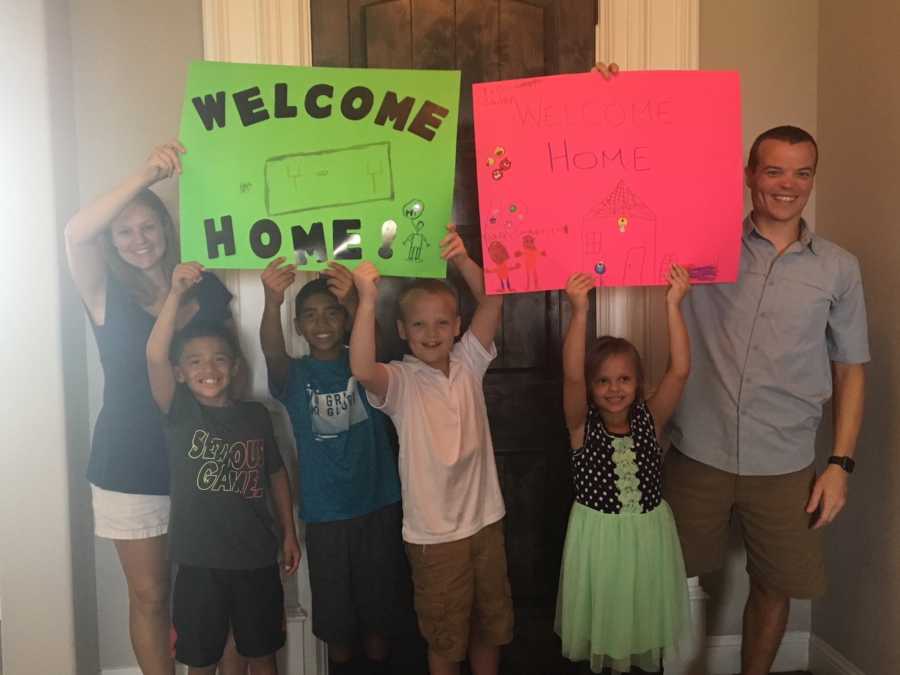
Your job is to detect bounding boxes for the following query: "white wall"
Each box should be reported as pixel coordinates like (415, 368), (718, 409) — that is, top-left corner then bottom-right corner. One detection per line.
(698, 0), (819, 638)
(812, 1), (900, 671)
(0, 1), (96, 673)
(67, 1), (203, 669)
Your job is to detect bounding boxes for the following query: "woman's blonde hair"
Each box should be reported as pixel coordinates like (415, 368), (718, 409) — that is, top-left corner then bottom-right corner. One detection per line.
(102, 188), (180, 306)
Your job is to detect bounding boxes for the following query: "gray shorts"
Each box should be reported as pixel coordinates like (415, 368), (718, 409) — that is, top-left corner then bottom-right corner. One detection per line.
(306, 501), (413, 645)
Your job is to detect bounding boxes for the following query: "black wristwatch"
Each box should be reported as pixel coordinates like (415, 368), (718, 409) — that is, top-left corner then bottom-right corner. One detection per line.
(828, 455), (855, 474)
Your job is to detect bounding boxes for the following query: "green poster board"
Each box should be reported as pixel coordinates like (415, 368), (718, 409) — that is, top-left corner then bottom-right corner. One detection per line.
(179, 61), (460, 277)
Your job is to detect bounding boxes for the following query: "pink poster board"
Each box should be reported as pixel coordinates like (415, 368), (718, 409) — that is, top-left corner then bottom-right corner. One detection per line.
(472, 71), (743, 294)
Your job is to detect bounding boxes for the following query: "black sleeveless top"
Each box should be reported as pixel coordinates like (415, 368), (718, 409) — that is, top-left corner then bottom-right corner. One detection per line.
(86, 273), (232, 494)
(571, 400), (663, 514)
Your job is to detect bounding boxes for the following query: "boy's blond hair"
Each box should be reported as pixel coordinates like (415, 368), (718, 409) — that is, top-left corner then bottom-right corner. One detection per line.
(397, 279), (459, 320)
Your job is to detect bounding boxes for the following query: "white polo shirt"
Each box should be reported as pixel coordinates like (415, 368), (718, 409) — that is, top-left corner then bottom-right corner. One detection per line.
(369, 330), (506, 544)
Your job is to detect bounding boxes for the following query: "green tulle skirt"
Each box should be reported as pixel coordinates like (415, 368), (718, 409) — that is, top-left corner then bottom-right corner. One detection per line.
(554, 500), (690, 673)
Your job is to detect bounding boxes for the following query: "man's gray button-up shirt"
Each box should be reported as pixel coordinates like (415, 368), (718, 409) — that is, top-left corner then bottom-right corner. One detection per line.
(670, 216), (870, 476)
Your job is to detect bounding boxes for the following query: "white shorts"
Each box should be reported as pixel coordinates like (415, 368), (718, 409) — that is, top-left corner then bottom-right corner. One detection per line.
(91, 484), (170, 540)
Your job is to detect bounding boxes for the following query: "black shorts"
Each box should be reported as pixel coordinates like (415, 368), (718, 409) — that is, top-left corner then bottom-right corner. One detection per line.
(306, 501), (413, 645)
(172, 563), (285, 667)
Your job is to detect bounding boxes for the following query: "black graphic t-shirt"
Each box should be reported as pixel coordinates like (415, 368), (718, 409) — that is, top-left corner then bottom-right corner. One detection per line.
(164, 386), (284, 569)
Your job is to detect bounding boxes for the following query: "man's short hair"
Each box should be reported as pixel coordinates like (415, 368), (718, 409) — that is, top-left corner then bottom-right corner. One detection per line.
(747, 125), (819, 172)
(397, 279), (459, 321)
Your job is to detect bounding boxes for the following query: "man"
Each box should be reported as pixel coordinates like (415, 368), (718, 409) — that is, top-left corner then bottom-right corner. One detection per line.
(664, 126), (869, 675)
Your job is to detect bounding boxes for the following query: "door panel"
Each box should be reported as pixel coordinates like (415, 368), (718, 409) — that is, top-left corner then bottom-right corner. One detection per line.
(311, 3), (596, 672)
(363, 2), (412, 68)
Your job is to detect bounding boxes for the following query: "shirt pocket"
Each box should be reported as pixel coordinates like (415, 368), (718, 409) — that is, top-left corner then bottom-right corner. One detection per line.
(773, 273), (831, 345)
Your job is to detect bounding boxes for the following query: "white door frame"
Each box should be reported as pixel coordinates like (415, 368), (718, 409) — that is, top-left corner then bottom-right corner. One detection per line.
(199, 3), (326, 673)
(595, 0), (700, 385)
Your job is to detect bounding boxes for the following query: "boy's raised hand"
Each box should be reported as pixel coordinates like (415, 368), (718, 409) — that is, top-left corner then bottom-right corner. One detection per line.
(439, 223), (470, 266)
(351, 261), (380, 303)
(665, 264), (691, 306)
(261, 256), (296, 307)
(565, 272), (595, 313)
(321, 261), (358, 309)
(171, 262), (204, 297)
(142, 139), (185, 185)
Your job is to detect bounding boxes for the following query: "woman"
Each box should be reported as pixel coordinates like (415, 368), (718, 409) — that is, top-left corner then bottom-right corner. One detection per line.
(65, 141), (239, 674)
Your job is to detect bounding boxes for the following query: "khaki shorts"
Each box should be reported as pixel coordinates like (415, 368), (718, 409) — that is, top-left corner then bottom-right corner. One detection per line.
(405, 520), (514, 661)
(662, 449), (825, 598)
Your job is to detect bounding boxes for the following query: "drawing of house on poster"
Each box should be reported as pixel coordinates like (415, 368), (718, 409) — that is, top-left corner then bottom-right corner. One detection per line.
(472, 71), (743, 293)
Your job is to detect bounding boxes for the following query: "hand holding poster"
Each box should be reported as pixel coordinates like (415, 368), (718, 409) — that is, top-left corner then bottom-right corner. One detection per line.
(472, 71), (743, 293)
(179, 61), (460, 277)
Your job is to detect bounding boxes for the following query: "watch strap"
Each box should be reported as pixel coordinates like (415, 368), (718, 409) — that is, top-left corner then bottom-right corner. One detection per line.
(827, 455), (855, 474)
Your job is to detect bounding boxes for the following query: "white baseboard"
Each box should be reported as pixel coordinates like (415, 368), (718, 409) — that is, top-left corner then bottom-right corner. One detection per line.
(809, 635), (866, 675)
(705, 630), (810, 674)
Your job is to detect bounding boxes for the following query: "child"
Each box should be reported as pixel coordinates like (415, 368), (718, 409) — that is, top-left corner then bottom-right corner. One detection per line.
(259, 258), (407, 675)
(146, 262), (300, 675)
(555, 267), (692, 674)
(349, 225), (513, 675)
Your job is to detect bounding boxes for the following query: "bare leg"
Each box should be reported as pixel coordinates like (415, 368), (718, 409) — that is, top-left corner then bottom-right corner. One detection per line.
(218, 630), (248, 675)
(327, 642), (354, 673)
(740, 575), (789, 675)
(188, 665), (217, 675)
(427, 649), (461, 675)
(114, 535), (174, 675)
(362, 632), (390, 662)
(246, 654), (278, 675)
(468, 633), (499, 675)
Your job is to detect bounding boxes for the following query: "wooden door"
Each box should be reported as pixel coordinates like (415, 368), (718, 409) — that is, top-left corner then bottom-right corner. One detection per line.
(310, 2), (596, 673)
